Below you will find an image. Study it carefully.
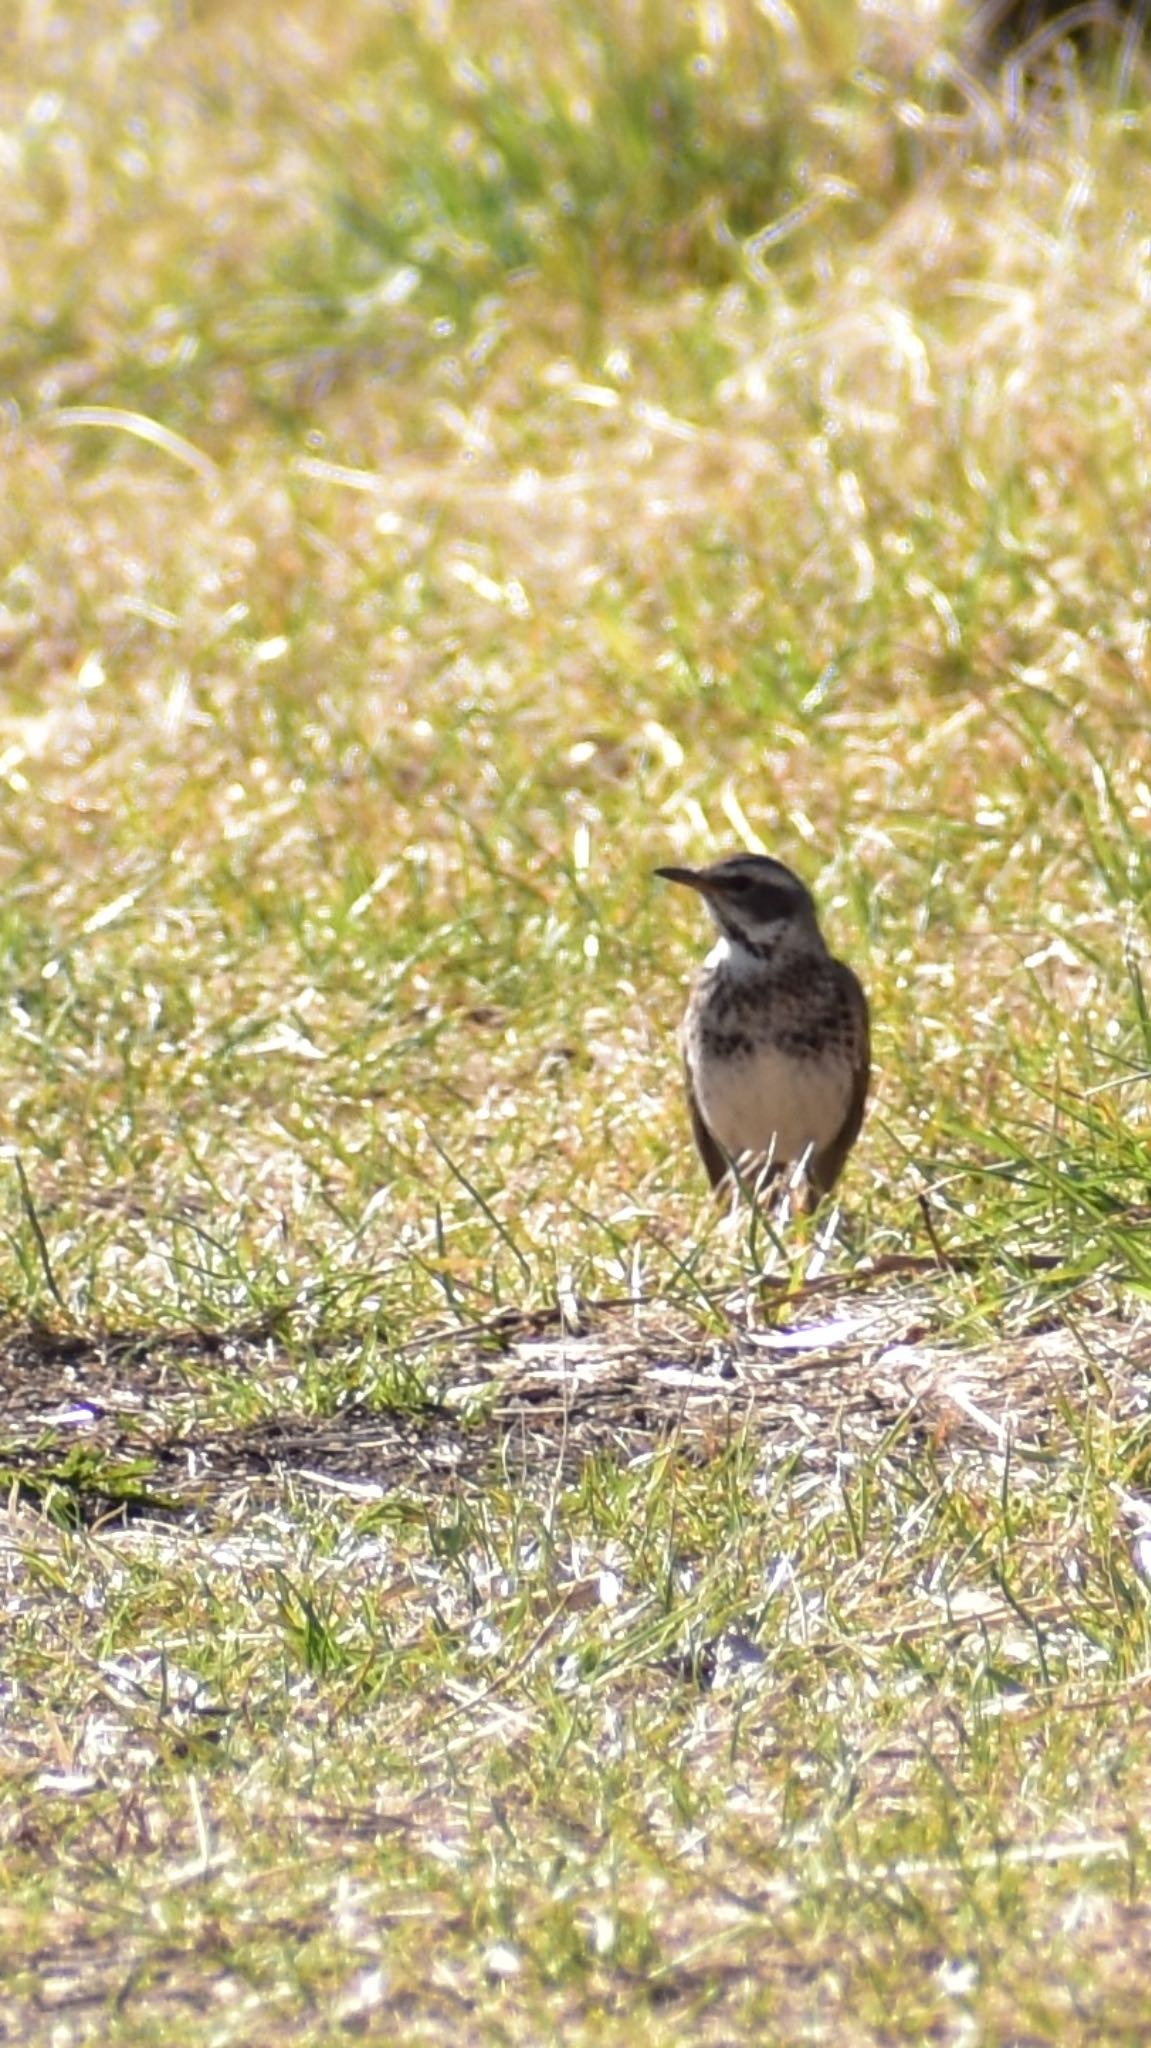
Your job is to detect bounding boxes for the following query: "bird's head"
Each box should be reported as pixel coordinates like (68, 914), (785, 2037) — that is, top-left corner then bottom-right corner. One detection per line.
(654, 851), (821, 956)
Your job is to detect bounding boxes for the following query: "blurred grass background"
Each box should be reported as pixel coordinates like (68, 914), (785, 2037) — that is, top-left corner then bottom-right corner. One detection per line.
(4, 0), (1151, 1338)
(8, 2), (1151, 2038)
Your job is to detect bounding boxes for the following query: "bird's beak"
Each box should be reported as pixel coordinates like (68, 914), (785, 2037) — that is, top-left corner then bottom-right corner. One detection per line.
(654, 865), (714, 893)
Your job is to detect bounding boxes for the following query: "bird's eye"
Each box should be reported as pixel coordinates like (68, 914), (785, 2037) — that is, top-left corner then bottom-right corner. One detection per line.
(726, 875), (751, 891)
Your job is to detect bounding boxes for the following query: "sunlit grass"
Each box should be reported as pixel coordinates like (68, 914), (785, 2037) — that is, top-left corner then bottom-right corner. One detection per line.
(6, 0), (1151, 2039)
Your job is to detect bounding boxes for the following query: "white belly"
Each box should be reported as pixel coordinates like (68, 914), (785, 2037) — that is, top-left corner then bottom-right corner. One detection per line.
(689, 1043), (852, 1166)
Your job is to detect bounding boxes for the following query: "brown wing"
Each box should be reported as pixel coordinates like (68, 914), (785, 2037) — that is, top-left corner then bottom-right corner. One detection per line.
(809, 964), (871, 1200)
(684, 1064), (732, 1192)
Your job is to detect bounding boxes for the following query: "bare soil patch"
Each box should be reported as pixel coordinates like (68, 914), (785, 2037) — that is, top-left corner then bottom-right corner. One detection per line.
(3, 1282), (1149, 1523)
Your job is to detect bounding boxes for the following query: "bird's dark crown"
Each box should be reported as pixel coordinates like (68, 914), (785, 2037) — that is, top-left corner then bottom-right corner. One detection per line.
(654, 852), (820, 954)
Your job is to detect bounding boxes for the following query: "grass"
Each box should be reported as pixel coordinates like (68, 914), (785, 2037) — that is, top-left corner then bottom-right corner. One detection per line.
(6, 0), (1151, 2038)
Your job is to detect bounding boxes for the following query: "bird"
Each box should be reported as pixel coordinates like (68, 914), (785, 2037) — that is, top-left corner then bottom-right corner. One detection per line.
(654, 851), (870, 1208)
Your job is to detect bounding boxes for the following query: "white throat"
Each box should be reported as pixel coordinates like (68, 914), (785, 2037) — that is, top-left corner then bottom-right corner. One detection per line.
(705, 918), (825, 977)
(705, 932), (771, 979)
